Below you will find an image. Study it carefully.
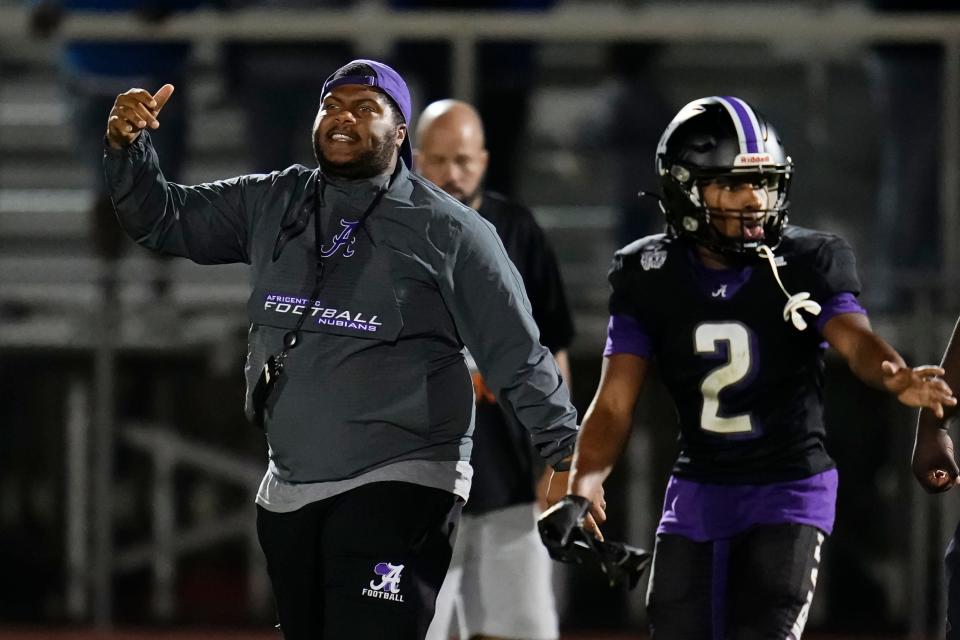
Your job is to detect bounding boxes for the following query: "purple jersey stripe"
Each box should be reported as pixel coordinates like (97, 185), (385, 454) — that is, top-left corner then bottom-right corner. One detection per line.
(719, 96), (760, 154)
(604, 313), (652, 358)
(814, 291), (866, 334)
(657, 468), (838, 542)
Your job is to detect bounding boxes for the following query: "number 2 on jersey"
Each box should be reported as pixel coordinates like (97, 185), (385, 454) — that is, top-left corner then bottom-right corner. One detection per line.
(694, 322), (754, 434)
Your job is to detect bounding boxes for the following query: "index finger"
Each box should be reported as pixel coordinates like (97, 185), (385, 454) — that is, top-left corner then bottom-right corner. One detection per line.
(151, 84), (175, 115)
(584, 513), (604, 542)
(590, 500), (607, 525)
(914, 366), (947, 378)
(933, 378), (956, 397)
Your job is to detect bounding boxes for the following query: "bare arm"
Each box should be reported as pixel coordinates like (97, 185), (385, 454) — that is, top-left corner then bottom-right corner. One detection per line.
(554, 349), (571, 389)
(823, 312), (954, 415)
(538, 349), (573, 509)
(564, 353), (648, 538)
(823, 312), (903, 388)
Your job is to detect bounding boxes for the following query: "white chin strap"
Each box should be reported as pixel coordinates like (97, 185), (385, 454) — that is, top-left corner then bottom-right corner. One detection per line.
(756, 244), (821, 331)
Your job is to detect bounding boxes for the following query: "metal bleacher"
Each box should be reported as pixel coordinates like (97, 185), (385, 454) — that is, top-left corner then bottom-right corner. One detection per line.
(0, 40), (616, 353)
(5, 1), (960, 634)
(3, 1), (960, 355)
(0, 42), (251, 350)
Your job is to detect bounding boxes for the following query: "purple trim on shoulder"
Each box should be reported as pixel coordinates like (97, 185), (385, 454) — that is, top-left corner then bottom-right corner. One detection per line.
(604, 314), (651, 358)
(657, 468), (838, 541)
(815, 292), (866, 334)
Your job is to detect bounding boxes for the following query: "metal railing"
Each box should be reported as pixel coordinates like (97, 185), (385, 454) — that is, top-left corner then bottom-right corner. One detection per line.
(2, 3), (960, 316)
(64, 378), (269, 623)
(4, 3), (960, 634)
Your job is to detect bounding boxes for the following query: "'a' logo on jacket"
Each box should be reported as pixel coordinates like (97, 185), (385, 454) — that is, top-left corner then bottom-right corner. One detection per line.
(321, 219), (360, 258)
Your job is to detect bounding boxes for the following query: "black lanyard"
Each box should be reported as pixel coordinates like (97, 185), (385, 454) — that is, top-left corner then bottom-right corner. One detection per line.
(278, 169), (391, 354)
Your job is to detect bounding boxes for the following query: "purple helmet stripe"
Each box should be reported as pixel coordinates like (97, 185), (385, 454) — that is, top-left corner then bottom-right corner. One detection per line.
(716, 96), (761, 154)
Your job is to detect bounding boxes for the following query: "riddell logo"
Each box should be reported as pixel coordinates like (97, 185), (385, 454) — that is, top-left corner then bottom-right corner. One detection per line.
(734, 153), (772, 166)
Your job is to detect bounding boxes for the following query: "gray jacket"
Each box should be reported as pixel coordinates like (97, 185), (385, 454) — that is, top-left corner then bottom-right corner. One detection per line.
(104, 132), (578, 486)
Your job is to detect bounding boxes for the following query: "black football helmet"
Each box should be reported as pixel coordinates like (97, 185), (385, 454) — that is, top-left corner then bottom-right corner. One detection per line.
(655, 96), (793, 256)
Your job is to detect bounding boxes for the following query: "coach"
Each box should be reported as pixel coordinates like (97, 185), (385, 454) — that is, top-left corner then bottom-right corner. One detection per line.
(102, 59), (578, 639)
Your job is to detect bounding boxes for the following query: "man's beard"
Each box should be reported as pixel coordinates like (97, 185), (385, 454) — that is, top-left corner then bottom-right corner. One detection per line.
(444, 180), (483, 209)
(314, 130), (398, 179)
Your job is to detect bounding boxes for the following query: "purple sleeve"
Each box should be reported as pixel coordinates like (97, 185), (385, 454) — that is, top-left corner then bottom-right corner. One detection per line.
(603, 313), (652, 358)
(815, 292), (866, 334)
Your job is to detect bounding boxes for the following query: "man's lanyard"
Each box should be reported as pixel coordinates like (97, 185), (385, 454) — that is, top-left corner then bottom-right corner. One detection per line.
(278, 168), (392, 355)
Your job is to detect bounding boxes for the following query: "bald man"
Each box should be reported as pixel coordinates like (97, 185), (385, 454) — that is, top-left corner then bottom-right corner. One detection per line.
(416, 100), (573, 640)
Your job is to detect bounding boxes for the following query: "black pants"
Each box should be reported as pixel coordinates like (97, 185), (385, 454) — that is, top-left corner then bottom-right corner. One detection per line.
(647, 524), (825, 640)
(257, 481), (462, 640)
(945, 519), (960, 640)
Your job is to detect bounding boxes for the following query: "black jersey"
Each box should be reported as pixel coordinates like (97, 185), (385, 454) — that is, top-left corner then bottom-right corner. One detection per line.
(480, 193), (575, 353)
(608, 226), (861, 484)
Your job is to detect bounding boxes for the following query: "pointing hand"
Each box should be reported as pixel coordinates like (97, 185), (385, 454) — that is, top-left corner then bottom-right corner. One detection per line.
(106, 84), (175, 150)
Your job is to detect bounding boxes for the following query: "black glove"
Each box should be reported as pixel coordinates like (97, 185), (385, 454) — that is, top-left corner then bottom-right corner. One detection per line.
(538, 495), (652, 590)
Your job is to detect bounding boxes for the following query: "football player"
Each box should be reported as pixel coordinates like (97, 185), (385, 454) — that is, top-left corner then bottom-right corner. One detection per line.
(565, 96), (956, 638)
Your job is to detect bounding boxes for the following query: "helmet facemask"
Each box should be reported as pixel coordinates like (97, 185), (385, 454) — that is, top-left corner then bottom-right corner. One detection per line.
(655, 97), (794, 259)
(662, 162), (793, 257)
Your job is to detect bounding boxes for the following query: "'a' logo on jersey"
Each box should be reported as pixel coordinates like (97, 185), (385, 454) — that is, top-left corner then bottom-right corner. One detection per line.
(320, 218), (359, 258)
(712, 284), (728, 298)
(361, 562), (405, 603)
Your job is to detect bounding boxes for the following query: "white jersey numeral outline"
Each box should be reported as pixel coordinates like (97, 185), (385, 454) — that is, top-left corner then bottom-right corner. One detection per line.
(694, 322), (754, 434)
